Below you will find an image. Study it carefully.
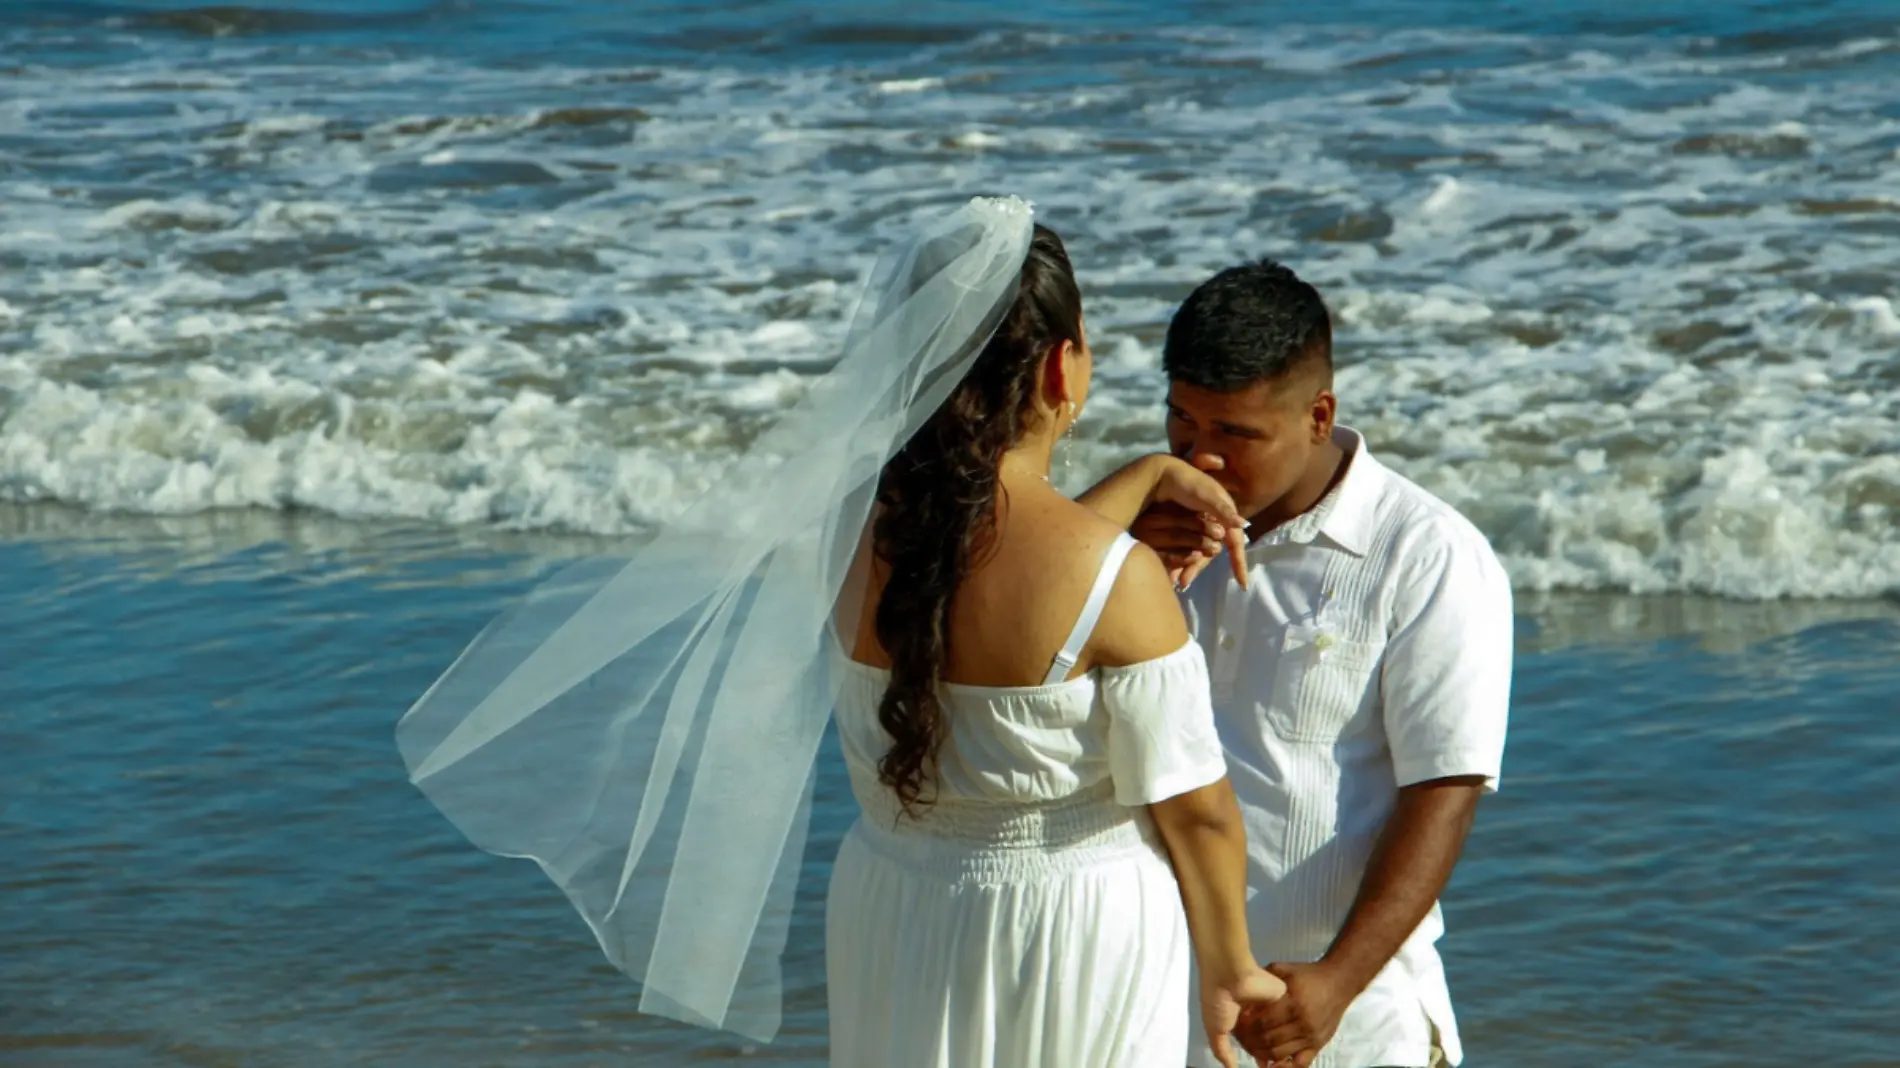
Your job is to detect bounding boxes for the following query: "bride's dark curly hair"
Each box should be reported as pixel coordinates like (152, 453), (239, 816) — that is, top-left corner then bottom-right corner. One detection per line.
(872, 223), (1083, 815)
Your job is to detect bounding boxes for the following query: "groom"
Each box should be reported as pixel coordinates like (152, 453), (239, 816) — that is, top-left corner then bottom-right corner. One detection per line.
(1106, 261), (1513, 1068)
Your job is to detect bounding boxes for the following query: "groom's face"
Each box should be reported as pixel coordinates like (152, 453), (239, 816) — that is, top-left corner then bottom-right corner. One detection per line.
(1164, 374), (1326, 520)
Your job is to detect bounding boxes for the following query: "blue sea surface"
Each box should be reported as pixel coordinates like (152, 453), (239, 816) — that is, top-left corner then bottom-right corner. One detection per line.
(3, 514), (1896, 1065)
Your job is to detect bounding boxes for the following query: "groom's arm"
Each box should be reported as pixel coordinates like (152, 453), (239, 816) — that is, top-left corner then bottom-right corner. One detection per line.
(1249, 522), (1514, 1064)
(1245, 780), (1483, 1064)
(1320, 781), (1484, 1001)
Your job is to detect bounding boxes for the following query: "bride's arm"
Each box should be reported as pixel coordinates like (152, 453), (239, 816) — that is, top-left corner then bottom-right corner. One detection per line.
(1091, 546), (1287, 1067)
(1150, 780), (1292, 1068)
(1074, 453), (1176, 528)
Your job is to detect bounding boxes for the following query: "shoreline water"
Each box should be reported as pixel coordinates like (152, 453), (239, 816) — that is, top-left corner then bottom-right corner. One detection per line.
(8, 501), (1896, 647)
(4, 502), (1896, 1066)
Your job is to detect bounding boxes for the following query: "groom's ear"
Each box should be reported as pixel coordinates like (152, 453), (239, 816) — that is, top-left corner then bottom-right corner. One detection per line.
(1307, 388), (1337, 442)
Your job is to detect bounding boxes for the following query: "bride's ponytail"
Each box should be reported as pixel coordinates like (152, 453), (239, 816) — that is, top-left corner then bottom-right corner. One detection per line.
(871, 224), (1082, 815)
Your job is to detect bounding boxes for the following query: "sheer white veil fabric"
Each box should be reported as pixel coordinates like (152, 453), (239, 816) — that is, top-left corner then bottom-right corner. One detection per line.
(396, 196), (1037, 1041)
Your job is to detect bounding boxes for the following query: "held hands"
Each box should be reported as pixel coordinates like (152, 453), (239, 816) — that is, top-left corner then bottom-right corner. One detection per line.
(1134, 457), (1251, 591)
(1201, 963), (1288, 1068)
(1233, 960), (1354, 1068)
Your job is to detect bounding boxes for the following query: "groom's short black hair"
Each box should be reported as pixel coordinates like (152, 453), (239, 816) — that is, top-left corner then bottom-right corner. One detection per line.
(1162, 259), (1332, 393)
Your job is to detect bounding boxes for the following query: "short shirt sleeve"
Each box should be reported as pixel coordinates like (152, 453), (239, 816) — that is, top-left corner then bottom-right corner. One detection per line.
(1382, 518), (1515, 791)
(1098, 642), (1228, 806)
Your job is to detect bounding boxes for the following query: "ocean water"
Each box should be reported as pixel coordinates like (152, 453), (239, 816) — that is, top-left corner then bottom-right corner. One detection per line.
(2, 2), (1897, 1066)
(5, 0), (1900, 596)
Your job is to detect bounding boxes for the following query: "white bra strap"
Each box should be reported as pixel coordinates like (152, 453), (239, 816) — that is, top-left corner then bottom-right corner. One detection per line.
(1043, 532), (1139, 686)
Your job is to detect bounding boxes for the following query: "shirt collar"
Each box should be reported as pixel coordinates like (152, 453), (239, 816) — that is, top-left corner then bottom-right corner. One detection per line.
(1247, 424), (1383, 558)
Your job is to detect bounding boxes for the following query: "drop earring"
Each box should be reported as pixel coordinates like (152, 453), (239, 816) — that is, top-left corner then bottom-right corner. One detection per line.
(1061, 400), (1076, 472)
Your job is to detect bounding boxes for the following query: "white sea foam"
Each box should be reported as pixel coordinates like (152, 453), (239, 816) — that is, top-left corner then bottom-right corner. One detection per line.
(875, 77), (943, 94)
(1, 25), (1895, 598)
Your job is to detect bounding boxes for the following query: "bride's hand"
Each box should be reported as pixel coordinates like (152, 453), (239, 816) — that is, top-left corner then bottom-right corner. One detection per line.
(1134, 457), (1250, 590)
(1201, 964), (1289, 1068)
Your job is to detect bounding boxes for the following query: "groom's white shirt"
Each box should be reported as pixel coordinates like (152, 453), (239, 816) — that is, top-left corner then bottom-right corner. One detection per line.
(1183, 426), (1513, 1068)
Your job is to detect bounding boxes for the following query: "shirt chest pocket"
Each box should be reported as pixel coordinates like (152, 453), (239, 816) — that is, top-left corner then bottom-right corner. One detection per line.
(1265, 624), (1382, 744)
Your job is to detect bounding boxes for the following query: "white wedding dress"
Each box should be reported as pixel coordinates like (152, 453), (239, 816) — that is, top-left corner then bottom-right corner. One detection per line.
(827, 533), (1228, 1067)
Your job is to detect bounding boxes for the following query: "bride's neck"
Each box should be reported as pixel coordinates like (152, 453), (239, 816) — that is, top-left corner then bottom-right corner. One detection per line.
(999, 433), (1060, 485)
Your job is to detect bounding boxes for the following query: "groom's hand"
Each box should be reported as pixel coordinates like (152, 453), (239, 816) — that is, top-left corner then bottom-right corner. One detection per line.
(1241, 961), (1352, 1066)
(1130, 503), (1248, 590)
(1235, 1002), (1317, 1068)
(1131, 502), (1214, 577)
(1130, 456), (1249, 589)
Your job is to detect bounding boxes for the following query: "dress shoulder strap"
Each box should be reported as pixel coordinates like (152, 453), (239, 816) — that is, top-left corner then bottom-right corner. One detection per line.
(1042, 532), (1139, 686)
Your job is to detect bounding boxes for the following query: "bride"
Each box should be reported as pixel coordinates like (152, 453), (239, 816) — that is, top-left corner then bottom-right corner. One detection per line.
(399, 197), (1284, 1067)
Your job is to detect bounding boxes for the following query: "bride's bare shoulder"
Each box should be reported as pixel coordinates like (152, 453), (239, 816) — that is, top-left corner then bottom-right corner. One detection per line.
(992, 493), (1188, 662)
(990, 492), (1126, 568)
(1085, 535), (1190, 671)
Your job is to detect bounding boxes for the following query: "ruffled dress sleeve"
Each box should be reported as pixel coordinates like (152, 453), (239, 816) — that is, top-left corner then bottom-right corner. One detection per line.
(1097, 642), (1227, 806)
